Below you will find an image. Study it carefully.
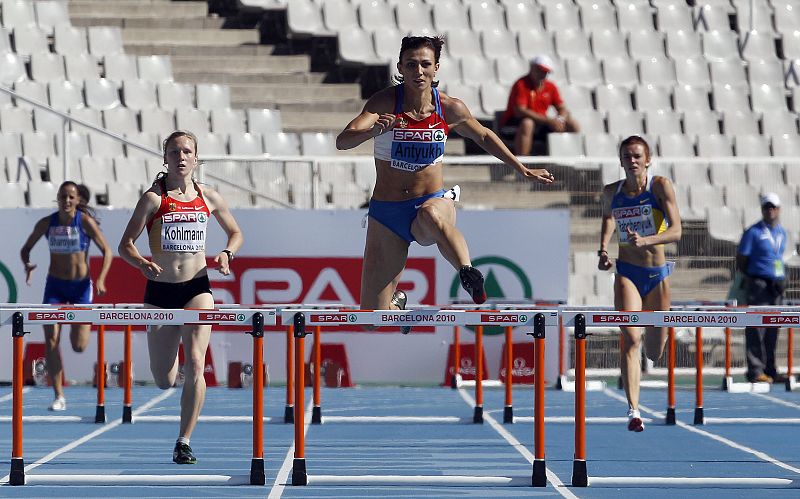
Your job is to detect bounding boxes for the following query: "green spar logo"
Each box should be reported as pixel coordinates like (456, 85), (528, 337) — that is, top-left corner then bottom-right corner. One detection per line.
(448, 256), (533, 336)
(236, 314), (245, 321)
(631, 315), (639, 323)
(0, 260), (18, 302)
(67, 312), (75, 320)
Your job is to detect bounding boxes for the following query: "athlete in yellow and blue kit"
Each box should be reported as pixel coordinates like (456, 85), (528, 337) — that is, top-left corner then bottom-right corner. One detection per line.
(598, 136), (682, 432)
(335, 36), (554, 326)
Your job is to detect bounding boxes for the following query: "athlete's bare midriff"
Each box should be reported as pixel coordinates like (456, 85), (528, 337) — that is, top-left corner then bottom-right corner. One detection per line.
(372, 159), (445, 201)
(150, 251), (208, 283)
(48, 253), (89, 281)
(618, 244), (666, 268)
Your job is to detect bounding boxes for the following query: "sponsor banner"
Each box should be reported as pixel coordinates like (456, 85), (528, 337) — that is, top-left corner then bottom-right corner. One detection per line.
(761, 315), (800, 325)
(8, 308), (276, 326)
(0, 208), (568, 383)
(569, 311), (746, 327)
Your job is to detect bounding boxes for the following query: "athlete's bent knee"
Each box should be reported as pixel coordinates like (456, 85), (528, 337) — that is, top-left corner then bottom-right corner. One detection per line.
(416, 204), (445, 231)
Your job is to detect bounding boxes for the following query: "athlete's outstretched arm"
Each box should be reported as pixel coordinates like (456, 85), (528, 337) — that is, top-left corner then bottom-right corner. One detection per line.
(20, 216), (49, 285)
(446, 96), (554, 184)
(336, 90), (393, 150)
(83, 215), (113, 295)
(204, 188), (243, 276)
(118, 191), (162, 279)
(598, 183), (617, 271)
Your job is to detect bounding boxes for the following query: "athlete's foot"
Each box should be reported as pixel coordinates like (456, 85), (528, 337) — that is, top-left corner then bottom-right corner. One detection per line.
(173, 442), (197, 464)
(391, 289), (411, 334)
(459, 266), (487, 304)
(48, 396), (66, 412)
(627, 409), (644, 432)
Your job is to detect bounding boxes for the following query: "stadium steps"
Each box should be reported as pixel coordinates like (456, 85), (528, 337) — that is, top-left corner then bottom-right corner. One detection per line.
(71, 16), (226, 29)
(69, 0), (208, 19)
(121, 28), (259, 47)
(168, 54), (308, 73)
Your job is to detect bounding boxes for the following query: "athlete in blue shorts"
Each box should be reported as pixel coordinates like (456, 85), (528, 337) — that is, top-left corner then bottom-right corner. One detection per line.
(336, 36), (554, 326)
(598, 136), (682, 432)
(20, 181), (113, 411)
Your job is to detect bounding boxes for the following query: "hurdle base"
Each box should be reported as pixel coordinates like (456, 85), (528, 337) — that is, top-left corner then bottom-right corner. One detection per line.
(694, 407), (704, 425)
(284, 405), (294, 423)
(571, 459), (588, 487)
(122, 405), (132, 424)
(473, 406), (483, 424)
(291, 458), (307, 486)
(786, 375), (798, 392)
(532, 459), (547, 487)
(555, 374), (565, 390)
(724, 376), (771, 393)
(503, 406), (513, 423)
(666, 407), (676, 425)
(311, 406), (321, 424)
(10, 457), (25, 485)
(94, 405), (106, 424)
(450, 374), (460, 389)
(249, 458), (265, 485)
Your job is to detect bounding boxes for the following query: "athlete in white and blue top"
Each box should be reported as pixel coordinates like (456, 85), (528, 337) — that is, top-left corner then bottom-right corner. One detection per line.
(20, 180), (113, 411)
(336, 36), (554, 318)
(598, 136), (682, 432)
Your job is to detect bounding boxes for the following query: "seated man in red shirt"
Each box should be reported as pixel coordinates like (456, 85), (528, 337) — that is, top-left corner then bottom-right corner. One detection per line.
(501, 55), (579, 155)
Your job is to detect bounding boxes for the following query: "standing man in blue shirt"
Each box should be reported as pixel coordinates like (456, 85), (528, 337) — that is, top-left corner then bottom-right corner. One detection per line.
(736, 192), (788, 383)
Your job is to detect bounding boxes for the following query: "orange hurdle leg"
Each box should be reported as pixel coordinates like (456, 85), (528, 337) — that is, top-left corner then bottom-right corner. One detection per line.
(11, 312), (26, 485)
(249, 312), (266, 485)
(122, 325), (133, 423)
(292, 313), (307, 486)
(285, 325), (294, 423)
(312, 326), (321, 424)
(787, 328), (794, 392)
(571, 313), (588, 487)
(666, 327), (676, 425)
(532, 314), (547, 486)
(694, 327), (704, 425)
(451, 326), (460, 389)
(503, 325), (513, 423)
(723, 326), (732, 390)
(474, 325), (484, 423)
(95, 325), (106, 423)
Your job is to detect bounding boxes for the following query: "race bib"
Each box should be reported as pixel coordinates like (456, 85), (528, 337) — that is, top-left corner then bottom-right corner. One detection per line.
(613, 204), (657, 242)
(160, 211), (208, 252)
(48, 226), (82, 254)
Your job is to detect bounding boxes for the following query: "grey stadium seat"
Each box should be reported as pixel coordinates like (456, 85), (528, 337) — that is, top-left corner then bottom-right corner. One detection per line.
(103, 107), (139, 135)
(104, 54), (139, 84)
(140, 108), (176, 134)
(565, 56), (603, 88)
(301, 132), (336, 156)
(53, 25), (88, 55)
(84, 78), (121, 110)
(196, 83), (231, 111)
(555, 29), (592, 59)
(337, 28), (380, 65)
(263, 131), (301, 156)
(467, 1), (505, 33)
(322, 0), (358, 32)
(211, 108), (247, 134)
(396, 1), (434, 33)
(580, 1), (618, 33)
(47, 81), (86, 111)
(602, 56), (638, 88)
(157, 82), (194, 111)
(35, 0), (71, 35)
(547, 132), (584, 157)
(721, 109), (760, 136)
(634, 84), (672, 112)
(591, 29), (627, 60)
(246, 108), (282, 134)
(64, 53), (101, 82)
(11, 26), (49, 57)
(87, 27), (124, 58)
(596, 84), (634, 111)
(584, 133), (620, 157)
(138, 55), (174, 83)
(175, 108), (210, 134)
(505, 2), (544, 33)
(665, 29), (701, 60)
(697, 133), (734, 157)
(229, 132), (264, 155)
(122, 79), (158, 111)
(638, 56), (677, 87)
(432, 0), (469, 32)
(544, 2), (582, 32)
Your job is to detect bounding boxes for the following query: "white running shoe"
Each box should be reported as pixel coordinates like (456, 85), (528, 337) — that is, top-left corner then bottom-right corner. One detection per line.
(49, 396), (66, 412)
(627, 408), (644, 432)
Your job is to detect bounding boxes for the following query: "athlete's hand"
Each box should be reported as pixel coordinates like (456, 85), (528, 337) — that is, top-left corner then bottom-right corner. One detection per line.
(598, 252), (613, 271)
(520, 167), (555, 184)
(626, 227), (649, 248)
(24, 262), (36, 285)
(214, 253), (231, 276)
(370, 113), (396, 136)
(96, 278), (107, 296)
(139, 260), (162, 280)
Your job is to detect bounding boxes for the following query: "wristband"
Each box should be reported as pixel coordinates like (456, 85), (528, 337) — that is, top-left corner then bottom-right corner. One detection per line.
(597, 250), (608, 256)
(222, 249), (234, 262)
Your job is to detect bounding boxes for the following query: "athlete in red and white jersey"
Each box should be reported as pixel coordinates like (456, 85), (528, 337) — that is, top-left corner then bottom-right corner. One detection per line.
(118, 130), (243, 464)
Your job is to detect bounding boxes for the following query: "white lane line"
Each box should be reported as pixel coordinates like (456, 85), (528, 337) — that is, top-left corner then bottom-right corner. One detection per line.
(0, 389), (176, 484)
(267, 399), (314, 499)
(750, 391), (800, 410)
(603, 389), (800, 475)
(457, 388), (579, 499)
(0, 387), (30, 403)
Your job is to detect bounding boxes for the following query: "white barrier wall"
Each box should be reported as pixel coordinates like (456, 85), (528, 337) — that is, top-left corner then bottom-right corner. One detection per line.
(0, 208), (569, 384)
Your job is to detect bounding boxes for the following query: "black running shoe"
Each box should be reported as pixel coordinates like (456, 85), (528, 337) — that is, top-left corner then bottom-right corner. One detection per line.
(173, 442), (197, 464)
(459, 266), (487, 304)
(391, 290), (411, 334)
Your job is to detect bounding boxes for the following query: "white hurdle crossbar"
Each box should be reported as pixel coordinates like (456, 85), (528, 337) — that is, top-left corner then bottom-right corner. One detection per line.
(566, 309), (800, 488)
(2, 305), (276, 487)
(281, 307), (557, 488)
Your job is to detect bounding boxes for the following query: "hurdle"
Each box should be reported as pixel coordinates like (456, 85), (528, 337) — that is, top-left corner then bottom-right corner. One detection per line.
(281, 307), (556, 487)
(564, 309), (800, 487)
(2, 305), (275, 486)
